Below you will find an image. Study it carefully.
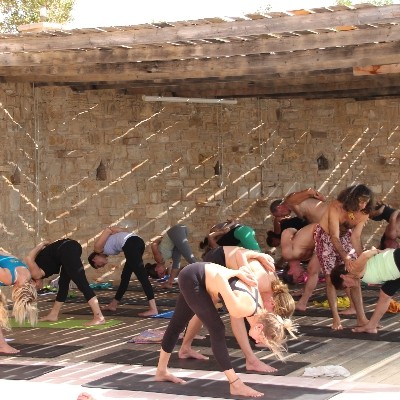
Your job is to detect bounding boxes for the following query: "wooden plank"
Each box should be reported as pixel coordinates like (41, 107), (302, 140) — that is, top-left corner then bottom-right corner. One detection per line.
(2, 42), (400, 83)
(353, 64), (400, 75)
(2, 24), (400, 68)
(1, 5), (400, 52)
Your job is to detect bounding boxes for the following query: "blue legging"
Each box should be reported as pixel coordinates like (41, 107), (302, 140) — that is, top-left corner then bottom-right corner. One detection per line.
(161, 262), (231, 371)
(115, 236), (154, 301)
(167, 224), (197, 270)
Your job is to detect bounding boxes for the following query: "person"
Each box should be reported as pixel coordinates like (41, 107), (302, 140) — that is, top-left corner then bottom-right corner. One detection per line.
(200, 219), (261, 259)
(154, 261), (296, 398)
(330, 247), (400, 334)
(149, 223), (197, 289)
(179, 246), (295, 373)
(0, 252), (38, 353)
(378, 209), (399, 249)
(269, 188), (327, 282)
(313, 184), (374, 330)
(26, 239), (105, 325)
(88, 226), (158, 316)
(280, 224), (323, 310)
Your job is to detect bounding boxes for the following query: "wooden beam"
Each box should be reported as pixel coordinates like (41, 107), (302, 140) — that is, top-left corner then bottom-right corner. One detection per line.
(2, 25), (400, 67)
(1, 5), (400, 52)
(353, 64), (400, 75)
(1, 42), (400, 83)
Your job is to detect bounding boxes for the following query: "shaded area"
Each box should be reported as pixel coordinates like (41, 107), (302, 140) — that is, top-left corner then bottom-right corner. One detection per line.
(89, 349), (309, 376)
(0, 343), (83, 358)
(84, 372), (340, 399)
(0, 364), (63, 380)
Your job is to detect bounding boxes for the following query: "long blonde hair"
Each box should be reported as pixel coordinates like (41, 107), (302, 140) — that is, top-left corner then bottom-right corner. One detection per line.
(271, 278), (295, 318)
(12, 281), (38, 326)
(0, 290), (11, 330)
(257, 310), (298, 360)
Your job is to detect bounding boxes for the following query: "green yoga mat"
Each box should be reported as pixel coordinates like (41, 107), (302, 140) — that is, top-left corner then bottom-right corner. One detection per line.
(10, 318), (122, 330)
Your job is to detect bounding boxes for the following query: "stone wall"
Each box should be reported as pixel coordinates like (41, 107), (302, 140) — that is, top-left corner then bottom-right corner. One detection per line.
(1, 83), (399, 283)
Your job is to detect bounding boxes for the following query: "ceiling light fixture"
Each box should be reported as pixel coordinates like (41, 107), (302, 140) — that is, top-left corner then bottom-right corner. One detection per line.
(142, 95), (237, 105)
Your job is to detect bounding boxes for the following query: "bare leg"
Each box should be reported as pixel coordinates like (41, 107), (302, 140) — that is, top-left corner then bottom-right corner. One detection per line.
(84, 297), (106, 326)
(225, 369), (263, 397)
(325, 275), (343, 330)
(230, 317), (277, 373)
(178, 315), (209, 360)
(138, 298), (159, 317)
(0, 328), (20, 354)
(155, 348), (186, 383)
(339, 287), (356, 315)
(353, 290), (391, 334)
(296, 254), (320, 311)
(348, 283), (368, 327)
(40, 300), (63, 321)
(161, 268), (179, 289)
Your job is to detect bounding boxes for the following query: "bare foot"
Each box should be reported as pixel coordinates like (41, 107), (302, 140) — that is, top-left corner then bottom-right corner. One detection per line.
(352, 325), (378, 334)
(39, 315), (58, 322)
(295, 301), (307, 312)
(155, 370), (186, 383)
(77, 393), (95, 400)
(179, 348), (209, 360)
(84, 318), (106, 326)
(138, 309), (158, 317)
(101, 304), (117, 312)
(339, 307), (356, 315)
(0, 343), (20, 354)
(246, 357), (277, 373)
(160, 282), (173, 289)
(230, 379), (263, 398)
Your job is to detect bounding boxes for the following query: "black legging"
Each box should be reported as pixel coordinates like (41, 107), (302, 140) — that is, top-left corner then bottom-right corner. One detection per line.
(55, 240), (95, 303)
(115, 236), (154, 301)
(161, 262), (231, 371)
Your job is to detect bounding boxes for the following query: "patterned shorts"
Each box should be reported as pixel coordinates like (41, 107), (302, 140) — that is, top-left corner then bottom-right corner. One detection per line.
(314, 224), (355, 275)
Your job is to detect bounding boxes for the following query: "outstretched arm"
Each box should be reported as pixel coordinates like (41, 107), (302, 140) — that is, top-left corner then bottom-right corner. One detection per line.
(347, 247), (379, 277)
(93, 226), (126, 253)
(214, 267), (257, 318)
(285, 188), (326, 208)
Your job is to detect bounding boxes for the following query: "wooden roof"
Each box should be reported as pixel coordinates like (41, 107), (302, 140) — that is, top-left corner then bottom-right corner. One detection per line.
(2, 3), (400, 100)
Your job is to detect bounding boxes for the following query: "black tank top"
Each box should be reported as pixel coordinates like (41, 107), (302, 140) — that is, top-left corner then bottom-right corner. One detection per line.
(218, 277), (262, 317)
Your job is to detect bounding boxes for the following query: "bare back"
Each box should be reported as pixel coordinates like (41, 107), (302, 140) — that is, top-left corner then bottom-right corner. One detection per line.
(291, 198), (327, 223)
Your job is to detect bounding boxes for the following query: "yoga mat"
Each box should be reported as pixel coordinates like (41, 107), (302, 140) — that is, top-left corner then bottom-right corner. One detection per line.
(0, 343), (83, 358)
(62, 296), (178, 307)
(10, 318), (122, 330)
(89, 349), (309, 376)
(151, 310), (174, 319)
(84, 372), (341, 399)
(299, 325), (400, 342)
(0, 364), (63, 380)
(62, 308), (171, 318)
(192, 335), (326, 354)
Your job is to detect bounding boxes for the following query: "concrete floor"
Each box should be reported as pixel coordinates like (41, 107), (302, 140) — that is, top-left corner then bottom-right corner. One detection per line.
(1, 280), (400, 400)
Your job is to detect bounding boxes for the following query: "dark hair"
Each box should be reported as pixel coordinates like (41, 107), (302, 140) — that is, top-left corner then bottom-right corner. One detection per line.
(145, 263), (159, 279)
(199, 236), (209, 249)
(266, 230), (281, 247)
(270, 199), (283, 214)
(330, 264), (347, 290)
(337, 184), (374, 214)
(88, 252), (99, 269)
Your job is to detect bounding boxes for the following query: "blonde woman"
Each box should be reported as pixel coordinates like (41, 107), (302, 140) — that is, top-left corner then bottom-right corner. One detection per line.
(155, 261), (296, 398)
(0, 252), (38, 354)
(179, 246), (295, 373)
